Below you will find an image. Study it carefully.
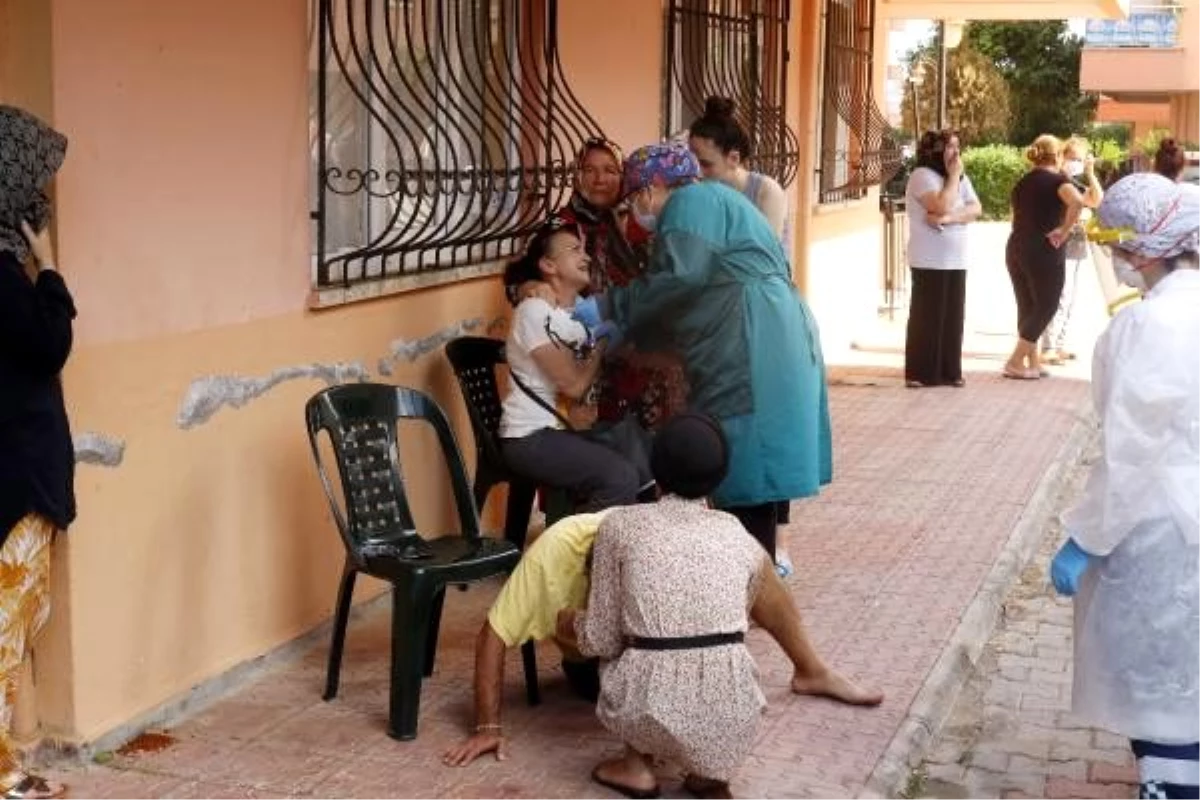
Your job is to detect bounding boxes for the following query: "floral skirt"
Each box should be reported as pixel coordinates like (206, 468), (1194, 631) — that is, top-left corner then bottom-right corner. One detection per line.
(595, 351), (689, 431)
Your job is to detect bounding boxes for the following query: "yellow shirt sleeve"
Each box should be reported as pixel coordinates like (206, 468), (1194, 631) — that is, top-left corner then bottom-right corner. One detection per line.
(486, 512), (606, 647)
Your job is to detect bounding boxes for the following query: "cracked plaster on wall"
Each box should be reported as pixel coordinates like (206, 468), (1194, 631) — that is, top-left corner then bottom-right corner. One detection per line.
(376, 318), (483, 376)
(177, 361), (371, 429)
(74, 432), (126, 467)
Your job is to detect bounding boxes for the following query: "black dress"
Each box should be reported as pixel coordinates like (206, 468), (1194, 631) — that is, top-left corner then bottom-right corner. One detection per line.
(1007, 169), (1070, 343)
(0, 250), (77, 546)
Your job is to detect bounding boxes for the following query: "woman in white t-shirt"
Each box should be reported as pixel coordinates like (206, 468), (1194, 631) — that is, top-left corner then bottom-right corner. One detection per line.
(499, 218), (641, 512)
(903, 129), (983, 388)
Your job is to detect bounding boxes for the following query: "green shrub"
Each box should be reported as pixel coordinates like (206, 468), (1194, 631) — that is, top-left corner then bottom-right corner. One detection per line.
(1089, 137), (1128, 188)
(1090, 137), (1126, 164)
(962, 144), (1026, 220)
(1088, 122), (1131, 149)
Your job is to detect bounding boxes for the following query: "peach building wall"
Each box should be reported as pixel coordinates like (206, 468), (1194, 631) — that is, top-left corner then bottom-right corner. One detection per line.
(3, 0), (666, 745)
(3, 0), (871, 747)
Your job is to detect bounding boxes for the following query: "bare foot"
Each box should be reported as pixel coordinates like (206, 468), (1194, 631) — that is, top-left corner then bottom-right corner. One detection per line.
(791, 669), (884, 706)
(592, 753), (660, 798)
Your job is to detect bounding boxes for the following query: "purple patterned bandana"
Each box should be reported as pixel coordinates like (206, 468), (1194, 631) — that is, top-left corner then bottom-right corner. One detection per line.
(621, 142), (701, 198)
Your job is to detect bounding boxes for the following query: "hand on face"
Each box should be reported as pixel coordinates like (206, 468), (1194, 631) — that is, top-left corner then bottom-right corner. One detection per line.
(19, 219), (55, 267)
(945, 152), (963, 179)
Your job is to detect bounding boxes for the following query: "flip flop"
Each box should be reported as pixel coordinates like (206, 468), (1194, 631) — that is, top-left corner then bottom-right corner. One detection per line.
(591, 767), (661, 799)
(1002, 366), (1039, 380)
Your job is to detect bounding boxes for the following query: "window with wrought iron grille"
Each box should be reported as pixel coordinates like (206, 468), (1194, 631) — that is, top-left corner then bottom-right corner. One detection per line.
(817, 0), (899, 204)
(308, 0), (602, 296)
(662, 0), (799, 188)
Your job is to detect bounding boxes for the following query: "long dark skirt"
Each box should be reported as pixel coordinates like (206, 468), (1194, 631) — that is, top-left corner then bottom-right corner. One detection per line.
(905, 268), (966, 385)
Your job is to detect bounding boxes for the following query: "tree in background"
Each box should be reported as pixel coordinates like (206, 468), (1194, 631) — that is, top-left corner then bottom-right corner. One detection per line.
(964, 20), (1097, 146)
(902, 39), (1011, 145)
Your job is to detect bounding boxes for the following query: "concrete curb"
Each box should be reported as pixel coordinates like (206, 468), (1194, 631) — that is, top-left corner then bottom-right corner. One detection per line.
(859, 399), (1098, 799)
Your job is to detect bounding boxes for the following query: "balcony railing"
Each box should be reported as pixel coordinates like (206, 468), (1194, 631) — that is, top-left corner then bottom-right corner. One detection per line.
(1085, 7), (1181, 48)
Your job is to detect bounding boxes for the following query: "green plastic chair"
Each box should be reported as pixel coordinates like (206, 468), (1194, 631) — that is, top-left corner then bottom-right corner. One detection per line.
(305, 383), (523, 741)
(444, 336), (545, 705)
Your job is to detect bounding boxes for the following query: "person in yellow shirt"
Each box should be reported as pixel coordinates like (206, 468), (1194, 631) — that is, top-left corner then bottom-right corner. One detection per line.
(443, 511), (884, 767)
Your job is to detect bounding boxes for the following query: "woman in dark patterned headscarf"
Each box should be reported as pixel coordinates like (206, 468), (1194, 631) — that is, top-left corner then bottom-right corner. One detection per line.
(0, 104), (75, 800)
(509, 138), (688, 430)
(557, 137), (649, 292)
(562, 139), (689, 430)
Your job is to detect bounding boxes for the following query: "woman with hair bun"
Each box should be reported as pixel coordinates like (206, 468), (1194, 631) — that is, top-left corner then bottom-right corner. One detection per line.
(1002, 134), (1086, 380)
(1155, 137), (1187, 182)
(688, 96), (789, 241)
(688, 96), (798, 577)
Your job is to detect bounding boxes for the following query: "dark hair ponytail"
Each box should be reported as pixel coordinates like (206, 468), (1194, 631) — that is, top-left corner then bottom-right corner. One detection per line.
(688, 95), (753, 160)
(502, 222), (564, 305)
(1155, 138), (1186, 181)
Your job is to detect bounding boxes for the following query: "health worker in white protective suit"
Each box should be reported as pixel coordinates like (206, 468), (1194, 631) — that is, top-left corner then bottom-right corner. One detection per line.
(1049, 172), (1199, 800)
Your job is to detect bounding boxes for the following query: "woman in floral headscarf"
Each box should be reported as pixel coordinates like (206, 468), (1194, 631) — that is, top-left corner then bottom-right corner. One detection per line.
(599, 142), (832, 562)
(509, 138), (688, 430)
(0, 105), (75, 799)
(1049, 172), (1198, 800)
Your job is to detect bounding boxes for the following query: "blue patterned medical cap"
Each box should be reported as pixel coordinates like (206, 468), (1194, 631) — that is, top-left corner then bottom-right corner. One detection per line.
(621, 142), (701, 197)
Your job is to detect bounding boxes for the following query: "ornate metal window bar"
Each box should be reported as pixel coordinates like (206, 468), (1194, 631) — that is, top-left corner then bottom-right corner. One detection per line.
(663, 0), (800, 188)
(818, 0), (901, 204)
(310, 0), (604, 289)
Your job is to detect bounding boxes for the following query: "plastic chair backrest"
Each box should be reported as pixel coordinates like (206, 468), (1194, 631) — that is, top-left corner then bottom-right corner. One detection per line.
(444, 337), (508, 472)
(305, 383), (481, 564)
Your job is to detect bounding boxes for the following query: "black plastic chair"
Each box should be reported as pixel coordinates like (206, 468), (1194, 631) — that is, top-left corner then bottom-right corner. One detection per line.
(444, 336), (550, 705)
(443, 337), (540, 549)
(305, 383), (524, 741)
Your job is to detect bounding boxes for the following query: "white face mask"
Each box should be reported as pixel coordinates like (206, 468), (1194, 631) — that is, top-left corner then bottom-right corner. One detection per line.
(1112, 250), (1148, 292)
(1065, 159), (1084, 178)
(633, 210), (657, 231)
(629, 190), (658, 231)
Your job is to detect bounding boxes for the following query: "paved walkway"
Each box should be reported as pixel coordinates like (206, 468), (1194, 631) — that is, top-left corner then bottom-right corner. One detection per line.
(42, 376), (1092, 798)
(41, 223), (1113, 797)
(913, 435), (1139, 800)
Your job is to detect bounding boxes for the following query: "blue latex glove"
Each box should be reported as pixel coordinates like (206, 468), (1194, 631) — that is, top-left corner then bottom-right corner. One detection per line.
(572, 295), (603, 328)
(593, 320), (624, 352)
(1050, 538), (1094, 597)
